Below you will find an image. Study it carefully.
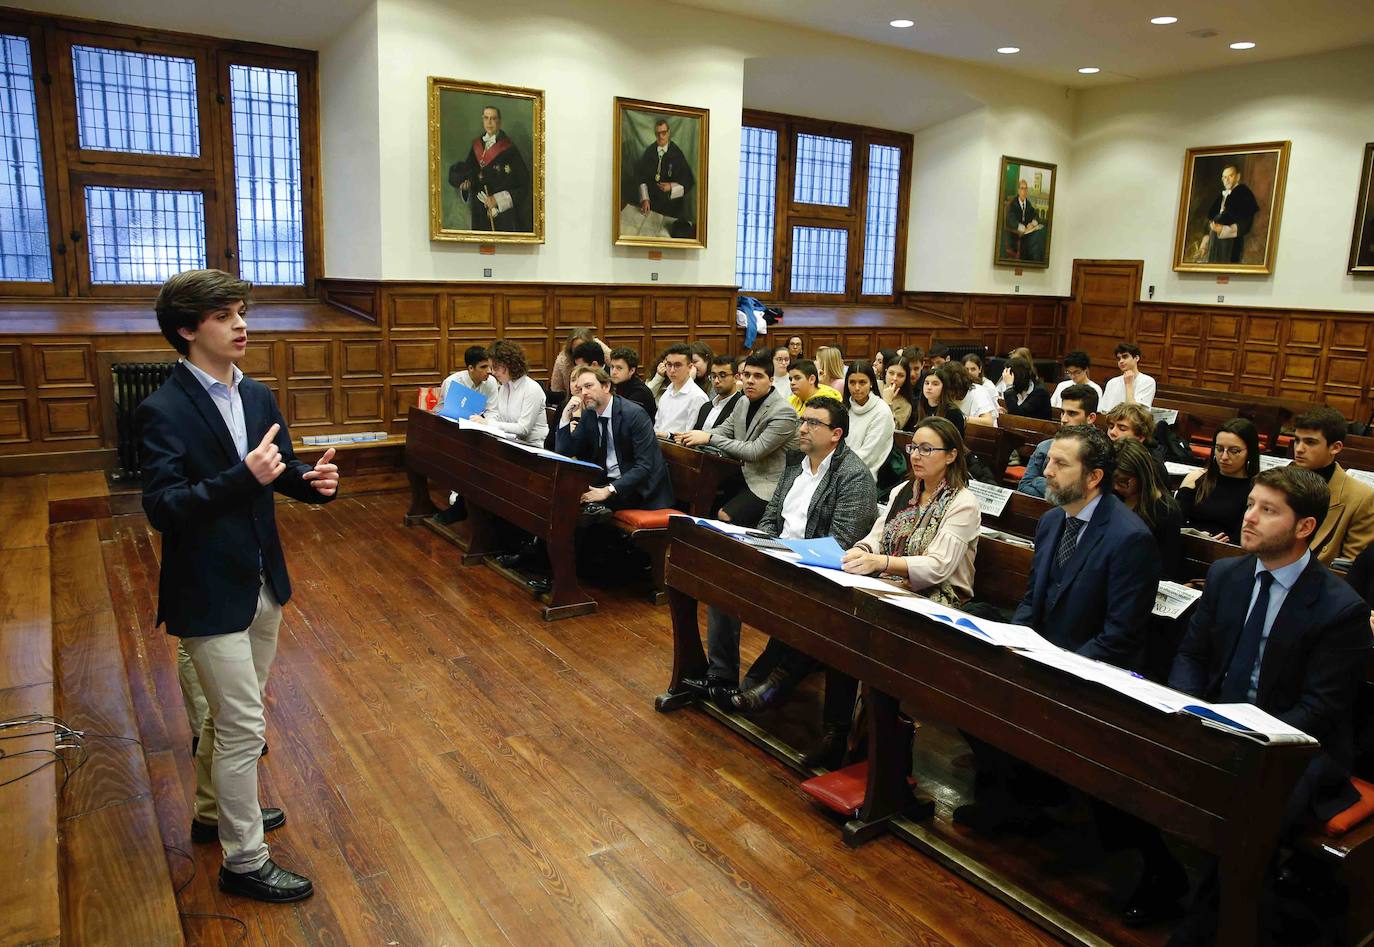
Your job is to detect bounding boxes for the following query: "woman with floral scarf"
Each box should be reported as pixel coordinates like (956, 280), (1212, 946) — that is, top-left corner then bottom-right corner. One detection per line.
(799, 416), (981, 770)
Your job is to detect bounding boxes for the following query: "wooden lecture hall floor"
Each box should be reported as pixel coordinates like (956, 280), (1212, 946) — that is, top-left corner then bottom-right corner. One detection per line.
(9, 476), (1182, 946)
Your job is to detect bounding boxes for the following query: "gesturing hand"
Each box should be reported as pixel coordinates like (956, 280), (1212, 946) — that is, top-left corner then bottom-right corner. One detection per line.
(303, 447), (339, 497)
(246, 424), (286, 485)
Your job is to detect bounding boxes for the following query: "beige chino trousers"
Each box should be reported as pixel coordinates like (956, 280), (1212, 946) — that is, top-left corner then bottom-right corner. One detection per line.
(181, 577), (281, 873)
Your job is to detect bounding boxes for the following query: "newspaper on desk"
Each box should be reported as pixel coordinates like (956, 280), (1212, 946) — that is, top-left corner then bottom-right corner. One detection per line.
(978, 525), (1034, 549)
(1150, 406), (1179, 426)
(1258, 454), (1293, 471)
(1165, 461), (1202, 478)
(967, 479), (1013, 517)
(1346, 468), (1374, 489)
(1153, 580), (1203, 620)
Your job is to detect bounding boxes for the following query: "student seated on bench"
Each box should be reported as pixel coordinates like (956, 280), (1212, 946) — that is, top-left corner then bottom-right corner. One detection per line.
(957, 425), (1159, 835)
(468, 339), (548, 446)
(1049, 349), (1102, 409)
(693, 354), (744, 430)
(679, 396), (875, 710)
(1161, 466), (1371, 943)
(1176, 418), (1260, 544)
(1017, 383), (1099, 497)
(1105, 402), (1170, 486)
(787, 358), (841, 415)
(1291, 406), (1374, 565)
(650, 344), (709, 436)
(441, 345), (498, 403)
(555, 366), (672, 516)
(676, 352), (799, 528)
(608, 346), (656, 423)
(1098, 341), (1156, 411)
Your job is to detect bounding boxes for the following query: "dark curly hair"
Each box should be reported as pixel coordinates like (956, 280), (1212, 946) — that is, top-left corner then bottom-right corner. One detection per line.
(488, 339), (528, 379)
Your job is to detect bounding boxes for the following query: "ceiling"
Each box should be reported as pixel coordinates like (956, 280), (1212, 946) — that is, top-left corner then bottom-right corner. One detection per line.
(673, 0), (1374, 86)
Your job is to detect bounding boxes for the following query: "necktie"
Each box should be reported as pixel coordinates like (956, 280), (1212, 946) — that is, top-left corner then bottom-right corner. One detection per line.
(1219, 571), (1274, 703)
(1055, 517), (1084, 572)
(595, 417), (610, 471)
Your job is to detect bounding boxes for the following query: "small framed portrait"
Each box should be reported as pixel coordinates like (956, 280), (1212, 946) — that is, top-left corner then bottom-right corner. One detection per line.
(428, 77), (544, 243)
(613, 97), (708, 249)
(1348, 143), (1374, 274)
(993, 156), (1056, 269)
(1172, 141), (1290, 274)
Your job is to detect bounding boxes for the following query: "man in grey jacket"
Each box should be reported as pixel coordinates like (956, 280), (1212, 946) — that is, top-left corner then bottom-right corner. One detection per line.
(681, 396), (877, 705)
(678, 352), (799, 527)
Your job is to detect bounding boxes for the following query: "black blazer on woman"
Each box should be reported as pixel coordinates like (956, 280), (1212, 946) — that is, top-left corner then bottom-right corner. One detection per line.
(1005, 383), (1051, 420)
(138, 362), (334, 638)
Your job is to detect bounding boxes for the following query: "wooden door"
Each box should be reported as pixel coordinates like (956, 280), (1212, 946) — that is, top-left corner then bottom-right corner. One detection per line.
(1065, 260), (1143, 369)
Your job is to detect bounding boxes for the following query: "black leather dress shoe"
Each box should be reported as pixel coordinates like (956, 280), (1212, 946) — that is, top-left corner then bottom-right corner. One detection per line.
(191, 806), (286, 844)
(730, 669), (793, 712)
(528, 576), (552, 595)
(1122, 870), (1189, 927)
(219, 858), (314, 903)
(801, 725), (849, 770)
(434, 496), (467, 524)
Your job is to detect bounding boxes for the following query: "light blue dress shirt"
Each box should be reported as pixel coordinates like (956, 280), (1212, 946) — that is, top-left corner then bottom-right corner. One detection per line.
(1244, 549), (1310, 703)
(183, 359), (248, 461)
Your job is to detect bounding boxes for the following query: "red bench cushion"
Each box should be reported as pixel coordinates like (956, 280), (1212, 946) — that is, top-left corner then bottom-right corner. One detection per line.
(800, 761), (871, 817)
(1325, 777), (1374, 837)
(1005, 465), (1026, 483)
(613, 508), (673, 531)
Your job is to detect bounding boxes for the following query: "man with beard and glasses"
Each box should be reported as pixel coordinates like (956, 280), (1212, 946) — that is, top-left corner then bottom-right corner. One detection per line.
(955, 424), (1159, 833)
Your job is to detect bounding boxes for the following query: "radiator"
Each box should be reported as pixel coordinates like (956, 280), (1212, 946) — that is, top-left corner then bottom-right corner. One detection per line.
(111, 362), (175, 482)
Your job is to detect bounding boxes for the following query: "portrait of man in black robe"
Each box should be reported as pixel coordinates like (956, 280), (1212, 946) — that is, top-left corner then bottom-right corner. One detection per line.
(447, 105), (532, 233)
(630, 118), (695, 238)
(1199, 164), (1260, 264)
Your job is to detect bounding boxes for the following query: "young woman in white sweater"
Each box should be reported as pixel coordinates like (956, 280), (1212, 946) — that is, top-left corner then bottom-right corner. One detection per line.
(476, 338), (548, 446)
(842, 360), (895, 478)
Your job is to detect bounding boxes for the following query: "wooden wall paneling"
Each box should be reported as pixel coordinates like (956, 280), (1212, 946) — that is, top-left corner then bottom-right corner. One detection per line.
(502, 292), (550, 330)
(38, 397), (98, 441)
(652, 296), (690, 327)
(35, 344), (94, 389)
(448, 293), (499, 331)
(696, 294), (735, 328)
(504, 332), (552, 377)
(287, 387), (333, 428)
(840, 331), (874, 359)
(0, 345), (25, 389)
(320, 283), (377, 322)
(339, 385), (384, 424)
(1065, 260), (1142, 370)
(874, 331), (905, 352)
(554, 294), (598, 333)
(389, 339), (442, 380)
(388, 293), (441, 331)
(606, 296), (647, 328)
(341, 339), (383, 379)
(286, 339), (332, 381)
(693, 332), (733, 360)
(0, 398), (30, 444)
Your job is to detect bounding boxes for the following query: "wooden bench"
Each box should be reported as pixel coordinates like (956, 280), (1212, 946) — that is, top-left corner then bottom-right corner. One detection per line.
(656, 519), (1316, 947)
(404, 407), (599, 620)
(612, 439), (742, 604)
(971, 534), (1035, 610)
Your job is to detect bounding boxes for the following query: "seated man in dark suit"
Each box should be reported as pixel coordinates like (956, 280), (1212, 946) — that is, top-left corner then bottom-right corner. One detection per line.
(680, 396), (876, 706)
(1164, 465), (1372, 944)
(693, 353), (744, 430)
(607, 346), (656, 423)
(139, 269), (340, 903)
(555, 365), (673, 515)
(957, 424), (1159, 829)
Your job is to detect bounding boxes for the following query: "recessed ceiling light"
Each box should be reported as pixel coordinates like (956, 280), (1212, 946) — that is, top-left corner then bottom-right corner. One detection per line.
(1150, 16), (1179, 25)
(1078, 66), (1101, 74)
(1230, 41), (1256, 49)
(889, 18), (915, 28)
(996, 46), (1021, 54)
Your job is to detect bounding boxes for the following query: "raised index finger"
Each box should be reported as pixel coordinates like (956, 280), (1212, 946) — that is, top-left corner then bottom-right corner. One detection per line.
(258, 423), (281, 449)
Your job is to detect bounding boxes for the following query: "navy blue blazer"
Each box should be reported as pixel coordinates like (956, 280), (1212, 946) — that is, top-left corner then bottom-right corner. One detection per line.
(138, 362), (334, 638)
(554, 395), (673, 511)
(1012, 491), (1160, 669)
(1170, 553), (1371, 822)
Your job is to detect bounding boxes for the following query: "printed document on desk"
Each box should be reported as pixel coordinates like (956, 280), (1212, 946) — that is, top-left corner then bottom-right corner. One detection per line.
(1179, 702), (1317, 745)
(883, 595), (1057, 653)
(1153, 580), (1203, 620)
(967, 479), (1013, 517)
(456, 417), (512, 438)
(777, 536), (846, 569)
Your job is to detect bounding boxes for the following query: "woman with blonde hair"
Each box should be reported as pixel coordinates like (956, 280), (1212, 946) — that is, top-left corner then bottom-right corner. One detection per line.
(815, 346), (846, 391)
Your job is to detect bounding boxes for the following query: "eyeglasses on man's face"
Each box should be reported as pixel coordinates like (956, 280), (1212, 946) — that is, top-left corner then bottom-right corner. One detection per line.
(799, 417), (838, 430)
(1214, 445), (1247, 457)
(904, 443), (949, 457)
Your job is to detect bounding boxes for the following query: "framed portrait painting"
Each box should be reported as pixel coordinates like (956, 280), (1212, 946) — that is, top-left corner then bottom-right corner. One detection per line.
(613, 97), (708, 249)
(1172, 141), (1290, 274)
(1348, 143), (1374, 274)
(428, 77), (544, 243)
(993, 156), (1056, 268)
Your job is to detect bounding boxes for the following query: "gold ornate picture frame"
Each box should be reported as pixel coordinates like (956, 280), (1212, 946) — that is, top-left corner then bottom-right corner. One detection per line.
(613, 97), (708, 249)
(1172, 141), (1290, 274)
(428, 77), (544, 243)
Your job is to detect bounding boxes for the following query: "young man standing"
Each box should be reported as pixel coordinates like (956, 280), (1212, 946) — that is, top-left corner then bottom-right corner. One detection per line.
(1050, 350), (1103, 409)
(139, 270), (339, 902)
(1099, 342), (1156, 411)
(607, 346), (656, 422)
(1291, 406), (1374, 565)
(440, 345), (498, 403)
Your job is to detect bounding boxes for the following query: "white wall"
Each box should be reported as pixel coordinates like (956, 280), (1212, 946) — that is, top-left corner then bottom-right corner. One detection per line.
(318, 0), (1075, 289)
(1063, 43), (1374, 311)
(319, 2), (383, 280)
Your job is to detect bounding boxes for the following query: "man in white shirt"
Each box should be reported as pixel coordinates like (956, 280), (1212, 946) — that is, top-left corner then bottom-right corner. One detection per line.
(960, 353), (1001, 424)
(1098, 342), (1156, 412)
(440, 345), (498, 404)
(1049, 350), (1104, 409)
(652, 343), (708, 435)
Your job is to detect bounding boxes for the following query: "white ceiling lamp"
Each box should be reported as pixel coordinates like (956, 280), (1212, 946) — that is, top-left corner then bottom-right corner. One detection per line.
(889, 18), (915, 28)
(1150, 16), (1179, 25)
(996, 46), (1021, 54)
(1230, 41), (1256, 49)
(1078, 66), (1101, 74)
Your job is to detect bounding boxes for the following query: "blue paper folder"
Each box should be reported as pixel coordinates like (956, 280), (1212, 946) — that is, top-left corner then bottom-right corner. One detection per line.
(438, 381), (487, 421)
(777, 535), (846, 570)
